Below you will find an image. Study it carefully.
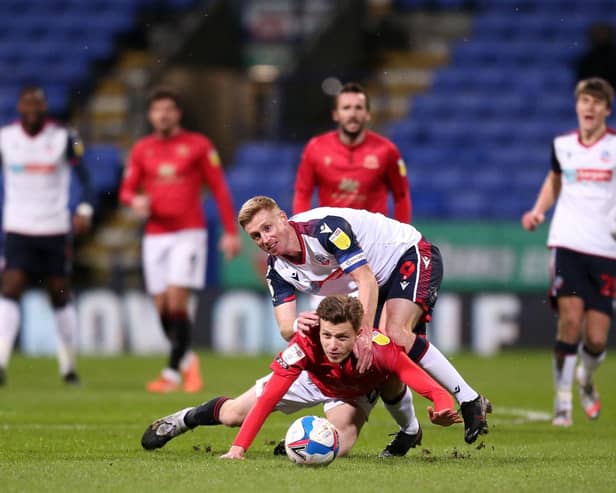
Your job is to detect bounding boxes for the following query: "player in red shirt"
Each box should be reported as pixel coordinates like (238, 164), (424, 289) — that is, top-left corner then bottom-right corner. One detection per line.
(120, 87), (241, 393)
(141, 295), (461, 459)
(293, 82), (411, 223)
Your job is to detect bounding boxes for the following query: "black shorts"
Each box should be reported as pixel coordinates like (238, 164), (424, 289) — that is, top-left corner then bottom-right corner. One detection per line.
(550, 247), (616, 316)
(4, 232), (72, 278)
(374, 238), (443, 329)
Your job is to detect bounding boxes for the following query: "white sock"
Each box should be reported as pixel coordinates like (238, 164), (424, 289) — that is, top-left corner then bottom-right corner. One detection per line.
(553, 352), (577, 410)
(418, 343), (479, 404)
(577, 345), (606, 385)
(383, 387), (419, 434)
(0, 298), (20, 368)
(54, 304), (78, 376)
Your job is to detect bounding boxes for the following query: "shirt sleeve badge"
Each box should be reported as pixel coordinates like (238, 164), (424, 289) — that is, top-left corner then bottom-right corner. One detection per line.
(372, 331), (391, 346)
(329, 228), (351, 250)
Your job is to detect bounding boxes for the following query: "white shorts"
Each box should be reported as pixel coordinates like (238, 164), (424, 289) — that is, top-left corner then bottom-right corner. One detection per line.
(255, 371), (378, 418)
(142, 229), (207, 295)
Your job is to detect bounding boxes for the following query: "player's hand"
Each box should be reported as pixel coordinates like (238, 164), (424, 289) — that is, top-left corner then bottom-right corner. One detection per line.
(220, 445), (245, 460)
(219, 233), (242, 261)
(130, 194), (150, 219)
(72, 213), (91, 236)
(295, 311), (319, 336)
(427, 407), (463, 427)
(353, 327), (374, 374)
(521, 210), (544, 231)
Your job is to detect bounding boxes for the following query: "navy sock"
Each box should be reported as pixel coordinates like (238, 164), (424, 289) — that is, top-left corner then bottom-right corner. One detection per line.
(184, 397), (229, 428)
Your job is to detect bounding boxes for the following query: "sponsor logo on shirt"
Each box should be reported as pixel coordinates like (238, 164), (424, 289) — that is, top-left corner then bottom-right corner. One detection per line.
(363, 154), (379, 169)
(576, 169), (612, 181)
(372, 331), (390, 345)
(281, 343), (305, 365)
(319, 223), (332, 234)
(158, 163), (176, 177)
(338, 178), (359, 193)
(329, 228), (351, 250)
(8, 163), (56, 174)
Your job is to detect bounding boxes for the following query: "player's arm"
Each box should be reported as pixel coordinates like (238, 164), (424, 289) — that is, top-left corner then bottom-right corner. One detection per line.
(222, 371), (297, 459)
(119, 144), (149, 218)
(393, 350), (461, 426)
(274, 301), (298, 341)
(292, 143), (316, 214)
(522, 145), (562, 231)
(268, 262), (300, 341)
(223, 340), (308, 459)
(200, 141), (241, 260)
(67, 130), (94, 234)
(318, 216), (377, 372)
(385, 146), (412, 223)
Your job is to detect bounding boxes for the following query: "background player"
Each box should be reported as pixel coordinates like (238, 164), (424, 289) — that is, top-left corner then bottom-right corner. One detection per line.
(0, 86), (94, 386)
(141, 295), (461, 459)
(293, 82), (411, 223)
(238, 196), (491, 446)
(522, 77), (616, 426)
(120, 87), (241, 393)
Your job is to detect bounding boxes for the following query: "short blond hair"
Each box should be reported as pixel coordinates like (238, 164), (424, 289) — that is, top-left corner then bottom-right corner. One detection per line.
(575, 77), (614, 108)
(238, 195), (280, 228)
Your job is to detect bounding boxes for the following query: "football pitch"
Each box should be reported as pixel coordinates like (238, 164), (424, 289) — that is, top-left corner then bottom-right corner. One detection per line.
(1, 350), (615, 493)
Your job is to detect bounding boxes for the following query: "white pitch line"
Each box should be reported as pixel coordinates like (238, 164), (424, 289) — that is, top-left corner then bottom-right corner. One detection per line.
(0, 423), (141, 430)
(489, 406), (552, 424)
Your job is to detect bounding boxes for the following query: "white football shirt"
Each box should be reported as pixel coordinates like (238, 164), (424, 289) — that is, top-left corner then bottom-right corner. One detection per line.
(0, 120), (80, 235)
(549, 129), (616, 259)
(266, 207), (422, 304)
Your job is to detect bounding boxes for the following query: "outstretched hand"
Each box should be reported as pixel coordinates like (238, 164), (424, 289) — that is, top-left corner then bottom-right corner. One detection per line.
(521, 210), (545, 231)
(427, 407), (463, 427)
(220, 445), (245, 460)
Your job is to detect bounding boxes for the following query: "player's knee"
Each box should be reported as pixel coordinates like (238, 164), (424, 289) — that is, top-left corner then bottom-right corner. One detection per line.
(218, 401), (246, 427)
(584, 332), (607, 352)
(379, 378), (405, 402)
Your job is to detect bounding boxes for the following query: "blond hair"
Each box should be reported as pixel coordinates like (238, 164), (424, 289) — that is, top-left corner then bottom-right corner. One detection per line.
(238, 195), (280, 228)
(575, 77), (614, 108)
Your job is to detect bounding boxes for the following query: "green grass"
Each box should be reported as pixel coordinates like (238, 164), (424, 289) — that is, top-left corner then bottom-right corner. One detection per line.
(1, 350), (615, 492)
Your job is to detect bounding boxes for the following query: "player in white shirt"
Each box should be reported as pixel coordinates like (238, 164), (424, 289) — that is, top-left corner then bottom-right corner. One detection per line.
(0, 86), (94, 386)
(238, 195), (491, 453)
(522, 77), (616, 426)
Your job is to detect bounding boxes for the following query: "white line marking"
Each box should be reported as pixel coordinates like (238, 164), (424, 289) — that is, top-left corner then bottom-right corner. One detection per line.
(490, 406), (552, 424)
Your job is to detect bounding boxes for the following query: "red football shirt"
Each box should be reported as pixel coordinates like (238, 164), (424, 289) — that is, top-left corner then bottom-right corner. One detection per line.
(119, 130), (237, 235)
(232, 329), (453, 451)
(293, 130), (412, 222)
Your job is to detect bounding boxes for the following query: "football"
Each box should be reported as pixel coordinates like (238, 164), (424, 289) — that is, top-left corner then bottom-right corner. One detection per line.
(284, 415), (340, 466)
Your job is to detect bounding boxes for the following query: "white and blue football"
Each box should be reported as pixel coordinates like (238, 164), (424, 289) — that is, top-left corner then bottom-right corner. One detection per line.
(284, 415), (340, 466)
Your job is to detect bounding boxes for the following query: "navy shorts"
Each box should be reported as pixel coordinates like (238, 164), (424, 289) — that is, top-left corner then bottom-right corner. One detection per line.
(4, 232), (72, 278)
(374, 237), (443, 331)
(550, 247), (616, 316)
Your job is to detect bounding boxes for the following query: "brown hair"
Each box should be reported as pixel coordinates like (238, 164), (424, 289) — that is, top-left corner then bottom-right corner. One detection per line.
(335, 82), (370, 111)
(238, 195), (280, 228)
(316, 295), (364, 332)
(575, 77), (614, 108)
(147, 86), (183, 110)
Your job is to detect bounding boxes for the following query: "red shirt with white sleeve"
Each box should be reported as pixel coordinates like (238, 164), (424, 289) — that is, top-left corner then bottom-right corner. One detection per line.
(119, 130), (237, 235)
(293, 130), (412, 223)
(232, 329), (453, 452)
